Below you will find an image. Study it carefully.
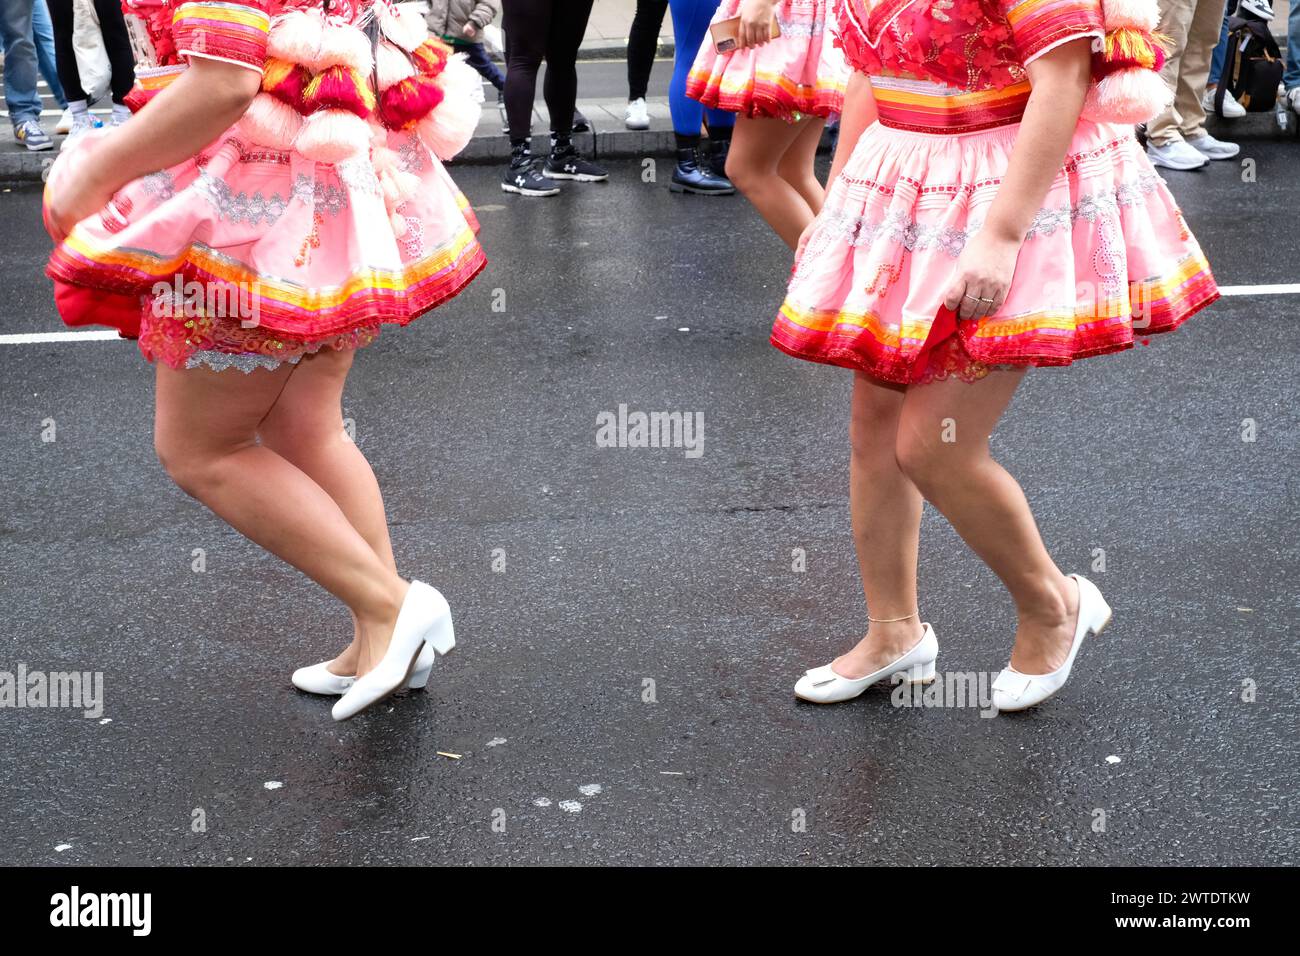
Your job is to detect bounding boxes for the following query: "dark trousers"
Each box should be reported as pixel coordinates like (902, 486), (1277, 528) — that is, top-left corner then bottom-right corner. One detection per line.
(627, 0), (668, 101)
(501, 0), (595, 139)
(47, 0), (135, 104)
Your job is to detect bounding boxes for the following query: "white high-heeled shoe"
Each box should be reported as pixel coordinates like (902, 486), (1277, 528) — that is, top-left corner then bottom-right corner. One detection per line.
(794, 623), (938, 704)
(291, 643), (435, 696)
(332, 581), (456, 721)
(992, 573), (1111, 713)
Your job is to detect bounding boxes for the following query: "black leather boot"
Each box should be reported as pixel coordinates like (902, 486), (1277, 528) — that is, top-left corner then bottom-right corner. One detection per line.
(707, 136), (731, 180)
(669, 146), (735, 195)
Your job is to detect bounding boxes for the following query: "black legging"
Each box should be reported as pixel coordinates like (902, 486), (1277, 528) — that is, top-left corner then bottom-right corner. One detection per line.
(47, 0), (135, 105)
(628, 0), (668, 102)
(502, 0), (595, 141)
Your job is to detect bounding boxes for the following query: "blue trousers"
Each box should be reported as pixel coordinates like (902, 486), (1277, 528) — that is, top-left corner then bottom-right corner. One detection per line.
(33, 0), (66, 108)
(1286, 0), (1300, 90)
(668, 0), (734, 136)
(2, 0), (42, 124)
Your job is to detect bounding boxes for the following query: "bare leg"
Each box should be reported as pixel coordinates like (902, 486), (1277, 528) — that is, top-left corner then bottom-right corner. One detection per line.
(894, 368), (1079, 674)
(775, 115), (826, 215)
(831, 372), (926, 678)
(725, 113), (818, 249)
(259, 348), (396, 676)
(154, 361), (408, 677)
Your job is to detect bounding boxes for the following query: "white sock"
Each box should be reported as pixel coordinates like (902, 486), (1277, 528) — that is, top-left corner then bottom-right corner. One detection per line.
(111, 102), (131, 122)
(68, 100), (89, 116)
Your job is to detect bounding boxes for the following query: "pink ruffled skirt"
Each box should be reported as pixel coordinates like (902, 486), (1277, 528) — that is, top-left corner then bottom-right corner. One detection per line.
(686, 0), (848, 120)
(772, 119), (1219, 384)
(47, 125), (485, 371)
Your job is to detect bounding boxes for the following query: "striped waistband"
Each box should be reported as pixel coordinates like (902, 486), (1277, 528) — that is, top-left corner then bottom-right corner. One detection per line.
(870, 76), (1032, 134)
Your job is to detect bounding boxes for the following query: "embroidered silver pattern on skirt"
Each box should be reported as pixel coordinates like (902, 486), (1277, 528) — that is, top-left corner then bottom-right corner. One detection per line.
(184, 350), (303, 373)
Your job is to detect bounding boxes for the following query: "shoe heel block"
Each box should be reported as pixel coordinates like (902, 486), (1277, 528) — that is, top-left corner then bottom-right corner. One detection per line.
(901, 659), (937, 684)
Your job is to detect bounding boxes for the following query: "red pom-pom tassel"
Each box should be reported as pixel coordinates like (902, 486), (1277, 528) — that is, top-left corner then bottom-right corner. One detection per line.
(410, 38), (452, 78)
(302, 65), (376, 118)
(262, 58), (312, 113)
(378, 75), (445, 129)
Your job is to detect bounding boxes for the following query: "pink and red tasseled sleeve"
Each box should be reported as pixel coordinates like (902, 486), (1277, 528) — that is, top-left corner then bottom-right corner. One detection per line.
(832, 0), (880, 74)
(171, 0), (271, 74)
(999, 0), (1104, 66)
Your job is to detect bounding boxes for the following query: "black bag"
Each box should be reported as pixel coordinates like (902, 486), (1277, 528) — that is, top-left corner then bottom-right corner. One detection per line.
(1217, 15), (1284, 114)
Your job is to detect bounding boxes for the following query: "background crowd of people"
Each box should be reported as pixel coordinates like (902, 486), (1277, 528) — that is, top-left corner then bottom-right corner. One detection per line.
(3, 0), (1298, 168)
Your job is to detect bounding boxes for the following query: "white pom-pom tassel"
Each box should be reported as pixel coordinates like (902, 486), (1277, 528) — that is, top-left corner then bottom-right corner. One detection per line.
(416, 57), (483, 160)
(376, 41), (416, 91)
(1099, 0), (1159, 31)
(268, 9), (325, 69)
(378, 2), (428, 52)
(1082, 68), (1173, 124)
(393, 169), (421, 201)
(295, 110), (371, 163)
(239, 93), (304, 149)
(317, 22), (373, 73)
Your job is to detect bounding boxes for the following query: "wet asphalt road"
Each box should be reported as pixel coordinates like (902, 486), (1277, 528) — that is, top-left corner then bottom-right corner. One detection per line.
(0, 134), (1297, 866)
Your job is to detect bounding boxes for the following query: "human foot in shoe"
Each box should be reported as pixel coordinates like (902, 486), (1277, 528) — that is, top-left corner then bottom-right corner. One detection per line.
(333, 581), (454, 721)
(293, 604), (432, 696)
(795, 620), (937, 704)
(831, 619), (927, 679)
(993, 574), (1110, 712)
(1007, 575), (1079, 676)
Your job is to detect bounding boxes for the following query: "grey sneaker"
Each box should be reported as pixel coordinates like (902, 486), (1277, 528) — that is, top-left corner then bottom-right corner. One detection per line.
(13, 119), (53, 151)
(1146, 139), (1209, 170)
(1185, 133), (1240, 160)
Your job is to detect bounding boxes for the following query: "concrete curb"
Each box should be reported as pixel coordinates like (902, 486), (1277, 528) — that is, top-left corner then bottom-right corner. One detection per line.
(0, 150), (54, 184)
(456, 128), (679, 163)
(575, 40), (675, 61)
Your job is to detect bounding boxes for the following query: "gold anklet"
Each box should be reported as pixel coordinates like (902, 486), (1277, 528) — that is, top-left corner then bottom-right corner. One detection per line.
(868, 611), (919, 623)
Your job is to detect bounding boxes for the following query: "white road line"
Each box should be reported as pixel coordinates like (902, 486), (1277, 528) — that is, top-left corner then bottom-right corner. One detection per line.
(0, 330), (126, 344)
(1218, 283), (1300, 296)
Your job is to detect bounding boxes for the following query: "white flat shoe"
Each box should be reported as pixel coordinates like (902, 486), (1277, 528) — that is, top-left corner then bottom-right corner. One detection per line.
(292, 643), (435, 696)
(992, 573), (1111, 713)
(794, 623), (938, 704)
(331, 581), (455, 721)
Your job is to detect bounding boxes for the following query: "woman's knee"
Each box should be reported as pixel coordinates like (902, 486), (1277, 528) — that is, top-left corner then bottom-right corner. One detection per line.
(724, 149), (766, 192)
(154, 431), (212, 497)
(894, 422), (983, 488)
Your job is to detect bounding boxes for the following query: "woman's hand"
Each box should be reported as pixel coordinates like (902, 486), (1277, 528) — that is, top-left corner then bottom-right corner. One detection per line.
(462, 22), (477, 39)
(794, 217), (817, 263)
(45, 153), (120, 243)
(942, 232), (1021, 320)
(737, 0), (776, 50)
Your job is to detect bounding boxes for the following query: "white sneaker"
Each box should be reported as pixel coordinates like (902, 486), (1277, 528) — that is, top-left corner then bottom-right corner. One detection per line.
(1186, 132), (1240, 160)
(1202, 86), (1246, 118)
(794, 623), (938, 704)
(1287, 87), (1300, 113)
(1146, 139), (1209, 170)
(624, 97), (649, 130)
(61, 112), (101, 149)
(292, 643), (435, 696)
(991, 574), (1112, 713)
(55, 108), (73, 134)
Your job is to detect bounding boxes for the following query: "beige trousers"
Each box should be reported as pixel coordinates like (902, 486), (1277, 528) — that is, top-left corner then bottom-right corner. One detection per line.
(1148, 0), (1230, 145)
